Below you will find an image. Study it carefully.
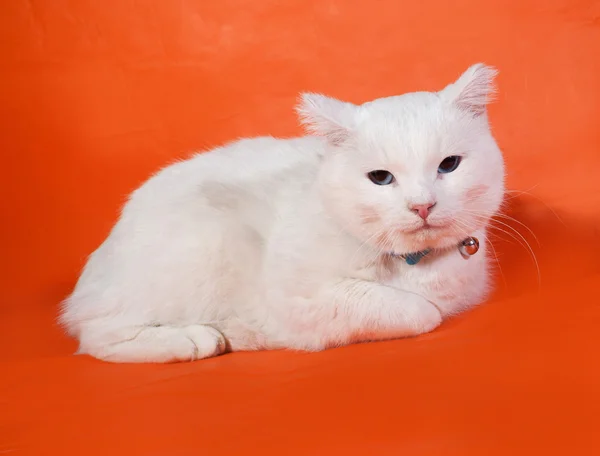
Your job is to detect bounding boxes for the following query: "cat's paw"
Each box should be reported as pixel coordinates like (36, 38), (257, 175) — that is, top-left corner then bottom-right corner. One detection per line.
(79, 324), (227, 363)
(184, 325), (227, 360)
(404, 297), (443, 335)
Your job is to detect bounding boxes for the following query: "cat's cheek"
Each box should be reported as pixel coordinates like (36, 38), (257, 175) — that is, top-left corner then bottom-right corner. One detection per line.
(356, 204), (381, 224)
(464, 184), (490, 201)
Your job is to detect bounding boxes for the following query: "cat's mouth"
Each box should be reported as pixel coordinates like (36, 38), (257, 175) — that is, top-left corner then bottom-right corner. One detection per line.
(405, 221), (449, 234)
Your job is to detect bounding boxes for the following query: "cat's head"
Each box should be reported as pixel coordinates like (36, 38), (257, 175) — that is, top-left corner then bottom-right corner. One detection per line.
(298, 63), (505, 255)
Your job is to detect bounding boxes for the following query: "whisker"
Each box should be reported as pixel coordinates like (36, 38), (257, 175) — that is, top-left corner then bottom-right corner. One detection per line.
(348, 228), (384, 267)
(450, 217), (506, 286)
(452, 214), (538, 289)
(469, 215), (541, 286)
(504, 187), (566, 226)
(491, 214), (540, 246)
(460, 205), (540, 247)
(484, 234), (507, 290)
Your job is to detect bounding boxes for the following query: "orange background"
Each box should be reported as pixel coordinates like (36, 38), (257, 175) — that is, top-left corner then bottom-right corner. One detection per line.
(1, 0), (599, 454)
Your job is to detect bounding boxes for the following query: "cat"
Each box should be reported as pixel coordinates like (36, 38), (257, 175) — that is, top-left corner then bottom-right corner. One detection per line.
(59, 63), (505, 363)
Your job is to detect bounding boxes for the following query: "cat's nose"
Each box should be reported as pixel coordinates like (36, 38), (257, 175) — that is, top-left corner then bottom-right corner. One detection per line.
(409, 202), (436, 220)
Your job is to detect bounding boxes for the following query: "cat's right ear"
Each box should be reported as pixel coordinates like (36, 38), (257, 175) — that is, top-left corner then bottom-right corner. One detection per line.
(440, 63), (498, 117)
(296, 93), (356, 146)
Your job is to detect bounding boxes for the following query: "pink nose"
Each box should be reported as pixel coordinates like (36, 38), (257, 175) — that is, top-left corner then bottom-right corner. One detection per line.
(410, 202), (436, 220)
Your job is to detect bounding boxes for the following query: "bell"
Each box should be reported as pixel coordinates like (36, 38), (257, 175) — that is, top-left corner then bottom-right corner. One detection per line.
(459, 237), (479, 259)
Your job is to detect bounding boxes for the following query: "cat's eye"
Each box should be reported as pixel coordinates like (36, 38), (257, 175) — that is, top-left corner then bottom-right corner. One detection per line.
(438, 156), (461, 174)
(367, 170), (395, 186)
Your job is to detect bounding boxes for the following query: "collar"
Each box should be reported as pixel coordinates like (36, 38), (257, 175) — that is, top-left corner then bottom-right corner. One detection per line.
(391, 236), (480, 265)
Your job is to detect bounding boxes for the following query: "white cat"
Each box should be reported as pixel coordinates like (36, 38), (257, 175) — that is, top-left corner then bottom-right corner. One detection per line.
(59, 63), (505, 363)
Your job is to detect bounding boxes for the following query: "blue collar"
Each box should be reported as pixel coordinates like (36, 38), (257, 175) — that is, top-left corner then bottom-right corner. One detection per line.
(391, 236), (480, 265)
(392, 249), (432, 265)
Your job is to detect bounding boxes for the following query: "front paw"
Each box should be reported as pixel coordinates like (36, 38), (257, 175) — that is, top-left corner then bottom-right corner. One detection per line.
(404, 296), (443, 335)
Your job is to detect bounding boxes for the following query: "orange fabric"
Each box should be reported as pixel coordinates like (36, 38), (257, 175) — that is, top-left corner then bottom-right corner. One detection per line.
(1, 1), (599, 454)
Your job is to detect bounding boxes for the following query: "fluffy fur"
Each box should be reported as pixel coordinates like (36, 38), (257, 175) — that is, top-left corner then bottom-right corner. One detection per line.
(59, 63), (505, 363)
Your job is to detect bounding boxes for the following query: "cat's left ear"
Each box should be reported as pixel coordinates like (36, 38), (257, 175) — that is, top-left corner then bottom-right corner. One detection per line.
(440, 63), (498, 117)
(296, 93), (357, 146)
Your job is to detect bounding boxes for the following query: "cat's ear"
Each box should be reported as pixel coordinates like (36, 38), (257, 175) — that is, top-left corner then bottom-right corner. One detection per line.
(296, 93), (357, 145)
(440, 63), (498, 117)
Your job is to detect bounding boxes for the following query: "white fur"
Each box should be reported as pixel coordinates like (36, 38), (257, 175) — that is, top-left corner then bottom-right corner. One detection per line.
(60, 64), (505, 363)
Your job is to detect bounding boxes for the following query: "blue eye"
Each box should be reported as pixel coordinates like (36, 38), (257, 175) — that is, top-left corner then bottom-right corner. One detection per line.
(438, 156), (461, 174)
(368, 170), (395, 185)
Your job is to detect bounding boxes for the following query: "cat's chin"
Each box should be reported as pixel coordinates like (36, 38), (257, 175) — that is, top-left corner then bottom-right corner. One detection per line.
(386, 225), (463, 254)
(404, 223), (448, 235)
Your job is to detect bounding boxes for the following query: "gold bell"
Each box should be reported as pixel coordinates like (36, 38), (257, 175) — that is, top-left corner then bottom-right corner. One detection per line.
(459, 237), (479, 259)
